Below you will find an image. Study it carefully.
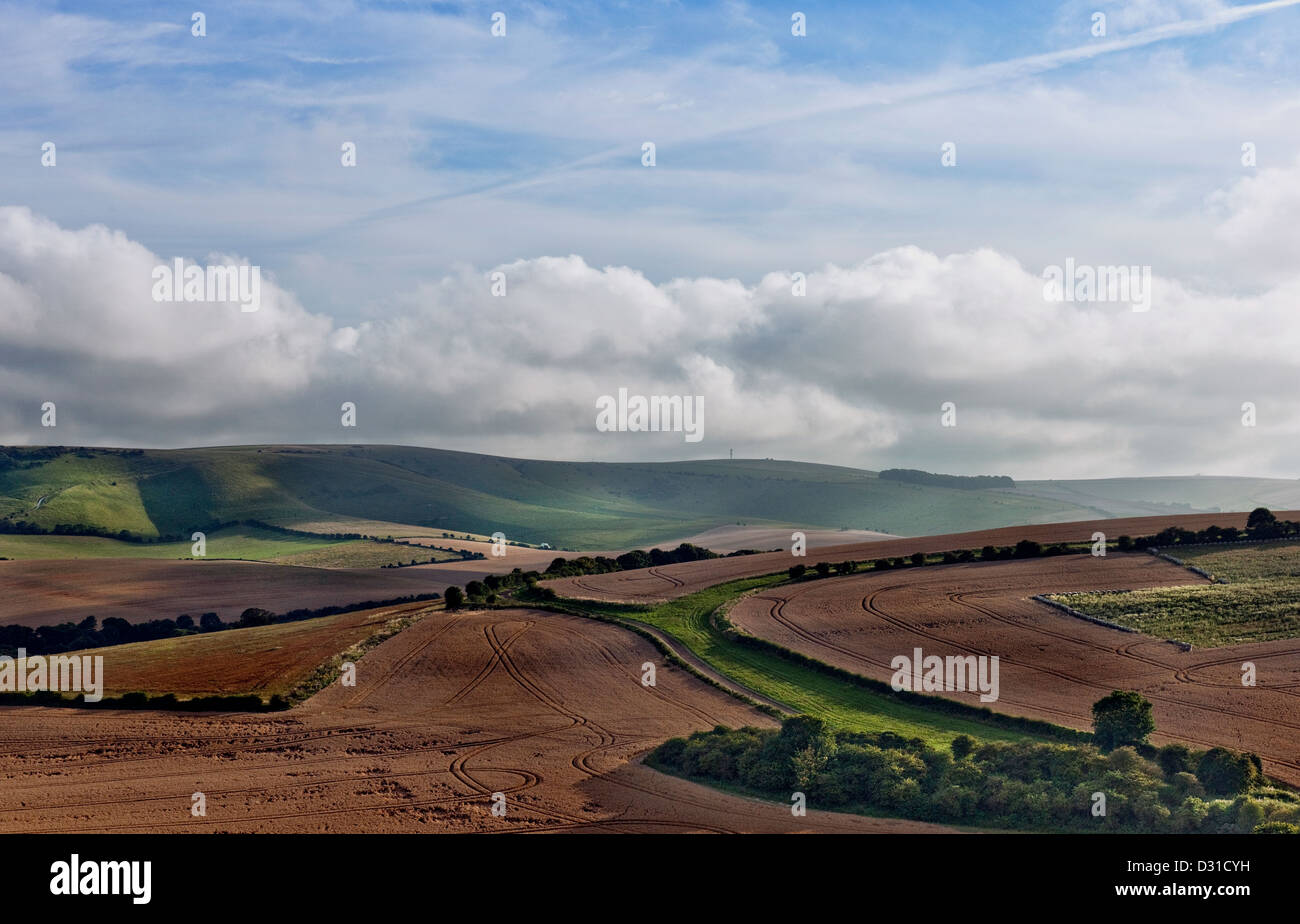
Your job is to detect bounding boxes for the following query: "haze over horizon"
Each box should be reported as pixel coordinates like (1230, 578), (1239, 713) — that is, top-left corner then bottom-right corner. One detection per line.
(4, 1), (1300, 479)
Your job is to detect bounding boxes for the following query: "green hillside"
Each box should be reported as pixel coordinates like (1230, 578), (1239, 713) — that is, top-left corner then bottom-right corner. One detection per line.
(0, 445), (1295, 550)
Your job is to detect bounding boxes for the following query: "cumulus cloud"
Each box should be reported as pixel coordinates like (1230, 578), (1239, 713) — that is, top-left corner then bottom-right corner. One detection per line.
(1, 179), (1298, 479)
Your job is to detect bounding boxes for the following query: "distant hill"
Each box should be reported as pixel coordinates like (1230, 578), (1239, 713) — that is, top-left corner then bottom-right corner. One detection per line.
(1, 445), (1297, 550)
(879, 469), (1015, 490)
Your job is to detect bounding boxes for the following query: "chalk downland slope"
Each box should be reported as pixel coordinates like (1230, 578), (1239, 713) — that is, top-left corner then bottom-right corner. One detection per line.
(8, 445), (1300, 550)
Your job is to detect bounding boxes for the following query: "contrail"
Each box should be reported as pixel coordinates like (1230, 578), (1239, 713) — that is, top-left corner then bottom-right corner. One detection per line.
(304, 0), (1300, 240)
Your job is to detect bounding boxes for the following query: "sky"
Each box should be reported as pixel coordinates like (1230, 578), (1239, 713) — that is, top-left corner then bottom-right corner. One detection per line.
(2, 0), (1300, 478)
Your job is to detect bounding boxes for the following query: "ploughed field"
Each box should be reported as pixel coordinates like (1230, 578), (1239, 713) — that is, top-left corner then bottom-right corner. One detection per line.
(0, 537), (610, 629)
(726, 554), (1300, 785)
(0, 559), (448, 628)
(0, 608), (953, 833)
(547, 511), (1300, 603)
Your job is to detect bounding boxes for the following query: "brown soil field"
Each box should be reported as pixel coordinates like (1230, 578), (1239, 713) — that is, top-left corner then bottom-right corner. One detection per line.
(548, 511), (1300, 603)
(674, 525), (897, 553)
(727, 554), (1300, 785)
(0, 608), (954, 833)
(0, 559), (446, 628)
(76, 602), (432, 699)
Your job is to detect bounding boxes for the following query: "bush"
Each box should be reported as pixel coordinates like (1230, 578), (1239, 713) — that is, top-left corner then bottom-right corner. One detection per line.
(814, 561), (832, 577)
(1157, 743), (1191, 777)
(788, 564), (806, 579)
(1197, 747), (1257, 797)
(1254, 821), (1300, 834)
(1013, 539), (1042, 558)
(643, 719), (1271, 834)
(909, 552), (926, 567)
(1092, 690), (1155, 750)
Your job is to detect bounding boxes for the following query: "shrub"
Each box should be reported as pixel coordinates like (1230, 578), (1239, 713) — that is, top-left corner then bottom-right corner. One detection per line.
(1157, 743), (1192, 777)
(1197, 747), (1257, 797)
(1254, 821), (1300, 834)
(1013, 539), (1042, 558)
(1092, 690), (1156, 750)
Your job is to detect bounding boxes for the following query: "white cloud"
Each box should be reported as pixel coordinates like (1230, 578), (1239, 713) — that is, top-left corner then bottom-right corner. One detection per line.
(2, 145), (1300, 478)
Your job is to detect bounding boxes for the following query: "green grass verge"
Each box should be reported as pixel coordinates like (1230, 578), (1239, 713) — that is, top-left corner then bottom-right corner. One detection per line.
(0, 526), (460, 568)
(0, 525), (343, 561)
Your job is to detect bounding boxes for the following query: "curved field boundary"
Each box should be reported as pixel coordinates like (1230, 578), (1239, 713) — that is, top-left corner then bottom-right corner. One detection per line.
(1031, 594), (1138, 634)
(547, 510), (1300, 604)
(727, 556), (1300, 783)
(501, 597), (783, 716)
(534, 580), (1083, 746)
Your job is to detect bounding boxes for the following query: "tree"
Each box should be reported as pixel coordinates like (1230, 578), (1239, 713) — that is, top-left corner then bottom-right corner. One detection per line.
(238, 607), (274, 627)
(1196, 747), (1256, 796)
(199, 612), (222, 632)
(909, 552), (926, 567)
(1157, 743), (1191, 777)
(788, 564), (806, 579)
(1092, 690), (1155, 750)
(950, 734), (975, 760)
(814, 561), (832, 577)
(1247, 507), (1276, 530)
(836, 561), (856, 575)
(981, 545), (998, 561)
(1013, 539), (1042, 558)
(1247, 507), (1278, 538)
(444, 586), (465, 610)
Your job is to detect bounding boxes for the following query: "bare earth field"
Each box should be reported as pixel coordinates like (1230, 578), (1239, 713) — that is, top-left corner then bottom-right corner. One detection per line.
(727, 554), (1300, 785)
(674, 525), (897, 554)
(0, 608), (953, 833)
(0, 559), (444, 628)
(0, 538), (640, 629)
(548, 511), (1300, 603)
(77, 602), (432, 699)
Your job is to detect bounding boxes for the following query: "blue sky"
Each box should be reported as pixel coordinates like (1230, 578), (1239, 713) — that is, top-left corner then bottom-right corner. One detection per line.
(2, 0), (1300, 477)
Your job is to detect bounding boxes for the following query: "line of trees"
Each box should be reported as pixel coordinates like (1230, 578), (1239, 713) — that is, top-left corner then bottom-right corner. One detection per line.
(0, 591), (443, 657)
(539, 542), (719, 579)
(650, 694), (1279, 833)
(1131, 507), (1300, 549)
(878, 469), (1015, 490)
(787, 540), (1077, 581)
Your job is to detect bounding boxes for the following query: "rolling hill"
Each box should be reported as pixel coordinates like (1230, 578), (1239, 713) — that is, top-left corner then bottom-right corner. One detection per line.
(2, 444), (1298, 550)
